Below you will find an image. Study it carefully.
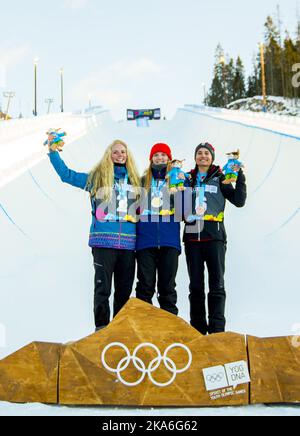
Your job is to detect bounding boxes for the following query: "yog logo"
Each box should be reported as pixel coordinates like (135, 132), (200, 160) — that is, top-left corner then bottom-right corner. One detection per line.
(101, 342), (192, 387)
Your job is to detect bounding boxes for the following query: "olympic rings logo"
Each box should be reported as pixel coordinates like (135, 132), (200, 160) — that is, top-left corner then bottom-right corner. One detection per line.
(101, 342), (192, 387)
(206, 373), (224, 383)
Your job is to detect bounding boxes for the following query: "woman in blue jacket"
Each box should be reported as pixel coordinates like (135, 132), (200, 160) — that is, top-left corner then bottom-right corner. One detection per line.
(136, 143), (182, 316)
(47, 139), (140, 331)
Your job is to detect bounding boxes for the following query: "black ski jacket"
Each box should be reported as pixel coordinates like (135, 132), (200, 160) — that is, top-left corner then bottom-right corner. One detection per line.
(183, 165), (247, 243)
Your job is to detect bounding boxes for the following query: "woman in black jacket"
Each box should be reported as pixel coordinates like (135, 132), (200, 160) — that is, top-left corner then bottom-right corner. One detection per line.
(184, 143), (247, 335)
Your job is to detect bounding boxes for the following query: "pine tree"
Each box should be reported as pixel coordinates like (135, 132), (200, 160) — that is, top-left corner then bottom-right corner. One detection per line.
(296, 9), (300, 54)
(247, 53), (261, 97)
(206, 11), (300, 108)
(232, 56), (246, 101)
(264, 16), (283, 96)
(207, 73), (224, 107)
(276, 5), (286, 97)
(296, 18), (300, 103)
(283, 33), (297, 98)
(226, 58), (235, 103)
(206, 44), (228, 107)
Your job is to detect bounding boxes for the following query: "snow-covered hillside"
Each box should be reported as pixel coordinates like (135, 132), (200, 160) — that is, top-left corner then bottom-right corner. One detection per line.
(227, 96), (300, 117)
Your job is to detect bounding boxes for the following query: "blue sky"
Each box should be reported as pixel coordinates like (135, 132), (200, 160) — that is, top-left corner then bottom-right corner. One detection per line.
(0, 0), (299, 119)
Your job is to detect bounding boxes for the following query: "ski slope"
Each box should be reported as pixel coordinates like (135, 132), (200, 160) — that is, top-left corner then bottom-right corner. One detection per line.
(0, 107), (299, 416)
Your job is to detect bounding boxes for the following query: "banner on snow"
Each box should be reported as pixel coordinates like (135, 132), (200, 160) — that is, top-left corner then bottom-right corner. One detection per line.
(127, 108), (161, 121)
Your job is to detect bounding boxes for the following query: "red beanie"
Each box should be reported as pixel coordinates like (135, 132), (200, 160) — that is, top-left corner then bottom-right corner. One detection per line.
(149, 143), (172, 161)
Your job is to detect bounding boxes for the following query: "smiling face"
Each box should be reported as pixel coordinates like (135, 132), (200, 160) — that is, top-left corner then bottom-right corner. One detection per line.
(196, 148), (213, 170)
(152, 152), (169, 165)
(111, 143), (127, 164)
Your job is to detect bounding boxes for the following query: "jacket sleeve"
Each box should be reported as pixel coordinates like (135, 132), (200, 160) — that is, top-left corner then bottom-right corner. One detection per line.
(48, 151), (89, 191)
(220, 169), (247, 208)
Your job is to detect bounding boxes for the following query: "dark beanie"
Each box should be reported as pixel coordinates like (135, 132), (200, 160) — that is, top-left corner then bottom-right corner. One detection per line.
(194, 142), (215, 162)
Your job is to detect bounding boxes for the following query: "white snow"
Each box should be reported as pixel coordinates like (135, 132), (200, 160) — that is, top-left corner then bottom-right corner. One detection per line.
(0, 113), (90, 188)
(184, 104), (300, 138)
(0, 402), (299, 417)
(227, 96), (300, 117)
(0, 107), (299, 416)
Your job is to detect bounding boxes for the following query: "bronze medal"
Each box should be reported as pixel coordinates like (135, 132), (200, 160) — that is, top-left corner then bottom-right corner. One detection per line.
(196, 206), (205, 216)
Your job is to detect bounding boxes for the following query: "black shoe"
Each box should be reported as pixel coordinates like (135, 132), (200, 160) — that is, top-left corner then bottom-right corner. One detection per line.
(191, 322), (208, 336)
(95, 325), (106, 332)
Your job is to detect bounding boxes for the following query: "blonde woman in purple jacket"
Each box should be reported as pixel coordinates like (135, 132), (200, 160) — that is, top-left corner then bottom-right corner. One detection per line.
(48, 139), (140, 330)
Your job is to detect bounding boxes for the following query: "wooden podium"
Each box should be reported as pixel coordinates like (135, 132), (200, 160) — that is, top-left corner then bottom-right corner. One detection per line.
(0, 342), (61, 404)
(0, 299), (299, 407)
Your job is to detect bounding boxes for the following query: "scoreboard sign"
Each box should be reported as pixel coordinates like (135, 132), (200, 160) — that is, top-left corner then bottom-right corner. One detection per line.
(127, 108), (161, 121)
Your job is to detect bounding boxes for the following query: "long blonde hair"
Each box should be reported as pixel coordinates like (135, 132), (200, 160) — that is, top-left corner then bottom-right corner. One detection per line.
(143, 161), (172, 191)
(86, 140), (140, 201)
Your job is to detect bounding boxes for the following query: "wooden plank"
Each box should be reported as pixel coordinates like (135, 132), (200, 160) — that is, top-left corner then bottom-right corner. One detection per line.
(248, 335), (300, 404)
(0, 342), (61, 404)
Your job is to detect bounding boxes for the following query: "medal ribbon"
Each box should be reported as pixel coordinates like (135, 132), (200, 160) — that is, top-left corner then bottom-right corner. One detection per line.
(115, 174), (129, 198)
(151, 178), (167, 207)
(151, 177), (166, 196)
(195, 173), (207, 216)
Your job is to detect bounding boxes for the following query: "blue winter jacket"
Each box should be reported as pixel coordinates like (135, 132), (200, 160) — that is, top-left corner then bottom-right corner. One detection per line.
(48, 151), (136, 251)
(136, 166), (181, 253)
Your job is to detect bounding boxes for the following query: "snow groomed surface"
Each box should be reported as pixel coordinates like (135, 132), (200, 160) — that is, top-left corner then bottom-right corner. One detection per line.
(0, 107), (299, 415)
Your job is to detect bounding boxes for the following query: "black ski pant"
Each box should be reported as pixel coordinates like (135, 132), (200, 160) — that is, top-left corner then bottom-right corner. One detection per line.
(185, 241), (227, 335)
(92, 247), (136, 329)
(136, 247), (179, 316)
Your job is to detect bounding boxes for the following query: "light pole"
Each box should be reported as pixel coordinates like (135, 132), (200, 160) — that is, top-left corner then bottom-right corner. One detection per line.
(260, 43), (267, 112)
(45, 98), (54, 114)
(3, 91), (15, 120)
(202, 82), (207, 104)
(18, 98), (23, 119)
(59, 68), (64, 112)
(33, 57), (39, 116)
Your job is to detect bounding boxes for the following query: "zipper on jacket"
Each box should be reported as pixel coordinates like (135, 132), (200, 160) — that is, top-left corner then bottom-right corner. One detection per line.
(91, 197), (97, 230)
(156, 180), (161, 249)
(157, 221), (160, 249)
(198, 180), (203, 241)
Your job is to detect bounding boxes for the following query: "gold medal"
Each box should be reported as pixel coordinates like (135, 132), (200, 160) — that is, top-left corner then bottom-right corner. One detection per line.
(152, 197), (163, 208)
(151, 177), (166, 210)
